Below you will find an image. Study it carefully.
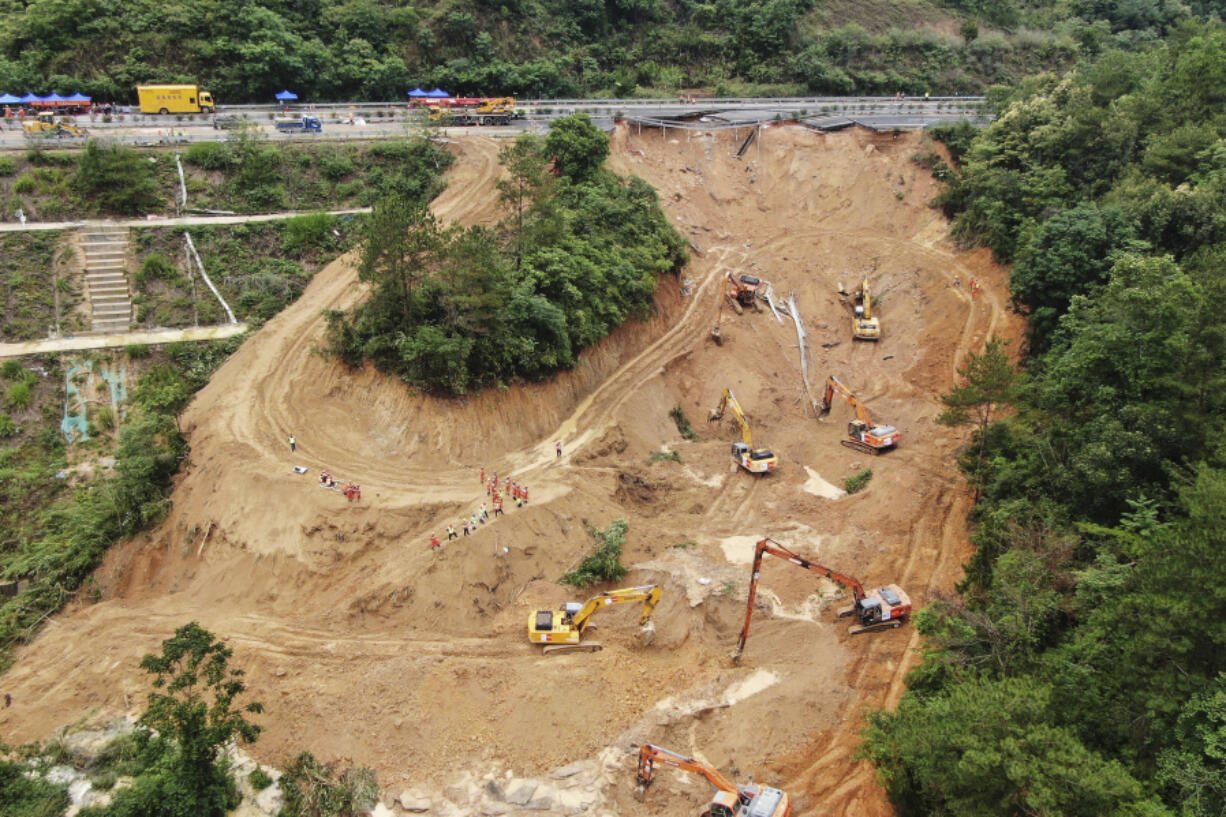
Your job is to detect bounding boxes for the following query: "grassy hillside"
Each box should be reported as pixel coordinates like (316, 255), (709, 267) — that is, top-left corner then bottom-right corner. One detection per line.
(0, 0), (1213, 102)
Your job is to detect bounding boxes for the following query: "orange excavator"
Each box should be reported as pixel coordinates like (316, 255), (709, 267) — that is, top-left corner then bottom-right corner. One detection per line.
(817, 374), (900, 455)
(725, 272), (763, 314)
(636, 743), (793, 817)
(733, 538), (910, 662)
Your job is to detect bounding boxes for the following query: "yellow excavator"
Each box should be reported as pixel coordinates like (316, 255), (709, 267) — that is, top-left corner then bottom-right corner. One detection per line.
(528, 584), (661, 654)
(22, 112), (86, 139)
(852, 277), (881, 340)
(709, 388), (778, 474)
(636, 743), (793, 817)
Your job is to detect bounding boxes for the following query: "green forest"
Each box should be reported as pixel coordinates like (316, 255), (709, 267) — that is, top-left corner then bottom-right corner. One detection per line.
(862, 20), (1226, 817)
(326, 113), (687, 394)
(0, 0), (1223, 101)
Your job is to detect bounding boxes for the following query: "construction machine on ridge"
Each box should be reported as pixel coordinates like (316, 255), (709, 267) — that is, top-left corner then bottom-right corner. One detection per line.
(724, 272), (764, 315)
(527, 585), (661, 655)
(636, 743), (793, 817)
(851, 276), (881, 340)
(818, 375), (900, 455)
(733, 538), (911, 663)
(709, 388), (778, 474)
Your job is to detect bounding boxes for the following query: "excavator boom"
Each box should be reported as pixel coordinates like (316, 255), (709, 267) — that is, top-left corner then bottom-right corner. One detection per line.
(709, 389), (778, 474)
(816, 375), (899, 454)
(637, 744), (739, 795)
(528, 585), (661, 654)
(734, 537), (909, 661)
(636, 743), (793, 817)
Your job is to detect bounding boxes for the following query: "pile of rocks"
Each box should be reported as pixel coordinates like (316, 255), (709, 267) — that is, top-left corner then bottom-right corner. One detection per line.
(370, 749), (625, 817)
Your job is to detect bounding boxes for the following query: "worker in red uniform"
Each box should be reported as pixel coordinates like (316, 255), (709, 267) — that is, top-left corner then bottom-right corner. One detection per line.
(430, 534), (440, 550)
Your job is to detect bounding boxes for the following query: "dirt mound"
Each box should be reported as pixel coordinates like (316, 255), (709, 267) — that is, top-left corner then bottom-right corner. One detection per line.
(0, 124), (1020, 815)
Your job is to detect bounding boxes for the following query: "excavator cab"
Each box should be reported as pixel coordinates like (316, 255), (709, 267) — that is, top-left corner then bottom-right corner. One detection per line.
(725, 273), (764, 314)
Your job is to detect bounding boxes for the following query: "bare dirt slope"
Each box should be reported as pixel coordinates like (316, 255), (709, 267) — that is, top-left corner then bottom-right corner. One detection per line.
(0, 125), (1018, 816)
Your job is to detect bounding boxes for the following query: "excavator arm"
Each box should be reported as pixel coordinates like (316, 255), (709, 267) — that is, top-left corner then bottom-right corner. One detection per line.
(734, 538), (866, 663)
(709, 388), (754, 448)
(636, 744), (740, 796)
(818, 375), (872, 427)
(570, 585), (661, 635)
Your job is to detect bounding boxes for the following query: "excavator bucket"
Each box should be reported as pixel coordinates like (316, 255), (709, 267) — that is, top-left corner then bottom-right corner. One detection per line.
(816, 399), (832, 421)
(639, 619), (656, 646)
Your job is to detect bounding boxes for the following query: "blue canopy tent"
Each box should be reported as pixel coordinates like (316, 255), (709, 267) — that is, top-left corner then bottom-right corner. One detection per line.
(408, 87), (427, 97)
(427, 88), (449, 98)
(274, 89), (298, 102)
(19, 93), (41, 103)
(0, 93), (21, 105)
(64, 92), (91, 103)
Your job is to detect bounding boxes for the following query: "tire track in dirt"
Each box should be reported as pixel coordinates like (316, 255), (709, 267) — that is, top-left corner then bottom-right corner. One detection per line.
(782, 221), (1006, 817)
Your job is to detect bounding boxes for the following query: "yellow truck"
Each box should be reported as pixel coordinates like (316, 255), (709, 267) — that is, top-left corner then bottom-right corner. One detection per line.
(136, 85), (215, 114)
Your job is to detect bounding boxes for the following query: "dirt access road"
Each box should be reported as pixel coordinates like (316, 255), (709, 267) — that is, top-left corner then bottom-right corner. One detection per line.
(0, 125), (1017, 816)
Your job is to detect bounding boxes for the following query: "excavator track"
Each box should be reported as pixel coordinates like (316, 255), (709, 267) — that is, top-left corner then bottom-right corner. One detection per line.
(840, 439), (882, 455)
(848, 620), (903, 636)
(542, 642), (603, 655)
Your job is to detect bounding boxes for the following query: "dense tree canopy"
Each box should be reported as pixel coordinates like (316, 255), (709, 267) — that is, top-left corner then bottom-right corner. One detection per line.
(326, 114), (686, 394)
(0, 0), (1221, 102)
(868, 20), (1226, 817)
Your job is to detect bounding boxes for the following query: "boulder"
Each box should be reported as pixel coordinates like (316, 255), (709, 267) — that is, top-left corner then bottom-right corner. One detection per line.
(550, 762), (590, 781)
(503, 779), (538, 806)
(397, 791), (432, 813)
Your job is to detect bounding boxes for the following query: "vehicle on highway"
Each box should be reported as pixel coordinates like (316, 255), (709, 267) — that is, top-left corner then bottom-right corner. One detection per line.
(137, 84), (216, 115)
(275, 115), (322, 133)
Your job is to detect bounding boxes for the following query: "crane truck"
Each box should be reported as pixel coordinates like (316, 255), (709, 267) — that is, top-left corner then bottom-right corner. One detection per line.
(817, 374), (899, 455)
(733, 537), (910, 662)
(709, 389), (778, 475)
(427, 96), (516, 126)
(636, 743), (793, 817)
(528, 585), (661, 655)
(852, 277), (881, 340)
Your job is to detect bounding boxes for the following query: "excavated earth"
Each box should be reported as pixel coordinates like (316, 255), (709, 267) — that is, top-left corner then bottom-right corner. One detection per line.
(0, 124), (1019, 816)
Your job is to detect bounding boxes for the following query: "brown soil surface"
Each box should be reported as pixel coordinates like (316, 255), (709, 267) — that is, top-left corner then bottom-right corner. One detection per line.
(0, 124), (1020, 816)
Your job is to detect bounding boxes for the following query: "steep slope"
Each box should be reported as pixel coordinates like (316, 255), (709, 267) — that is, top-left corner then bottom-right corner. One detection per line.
(0, 125), (1019, 815)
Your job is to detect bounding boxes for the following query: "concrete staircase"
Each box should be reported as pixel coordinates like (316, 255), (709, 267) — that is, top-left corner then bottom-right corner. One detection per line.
(80, 225), (132, 333)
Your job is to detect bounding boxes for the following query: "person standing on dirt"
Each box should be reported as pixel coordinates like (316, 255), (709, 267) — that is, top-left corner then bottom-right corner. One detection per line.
(493, 495), (503, 517)
(289, 433), (296, 453)
(430, 533), (440, 550)
(462, 520), (470, 536)
(480, 466), (485, 485)
(480, 503), (489, 522)
(523, 486), (529, 504)
(447, 524), (457, 540)
(555, 441), (562, 458)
